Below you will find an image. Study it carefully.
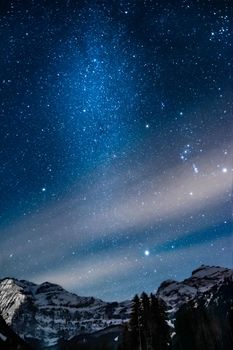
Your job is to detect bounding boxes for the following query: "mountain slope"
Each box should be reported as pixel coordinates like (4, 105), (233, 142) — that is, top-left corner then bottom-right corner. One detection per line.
(0, 278), (130, 347)
(0, 314), (31, 350)
(157, 265), (233, 312)
(156, 265), (233, 350)
(56, 325), (123, 350)
(173, 275), (233, 350)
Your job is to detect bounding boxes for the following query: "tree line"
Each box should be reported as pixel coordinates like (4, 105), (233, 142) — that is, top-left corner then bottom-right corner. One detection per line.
(118, 292), (170, 350)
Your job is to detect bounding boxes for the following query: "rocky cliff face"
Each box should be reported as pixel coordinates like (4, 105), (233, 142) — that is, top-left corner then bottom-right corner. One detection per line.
(0, 278), (130, 347)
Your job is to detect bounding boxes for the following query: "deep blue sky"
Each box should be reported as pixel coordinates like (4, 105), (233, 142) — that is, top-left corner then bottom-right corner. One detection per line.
(0, 0), (232, 300)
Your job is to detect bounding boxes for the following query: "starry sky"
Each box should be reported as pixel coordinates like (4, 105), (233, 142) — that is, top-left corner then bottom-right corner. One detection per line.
(0, 0), (233, 301)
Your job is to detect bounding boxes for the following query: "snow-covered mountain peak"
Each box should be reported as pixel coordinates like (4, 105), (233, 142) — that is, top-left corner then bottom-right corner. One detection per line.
(190, 264), (232, 279)
(35, 281), (65, 293)
(184, 265), (233, 292)
(157, 265), (233, 311)
(0, 277), (130, 347)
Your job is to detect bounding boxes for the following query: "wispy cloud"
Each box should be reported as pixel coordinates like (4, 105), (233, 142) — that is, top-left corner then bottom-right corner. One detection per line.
(0, 144), (232, 300)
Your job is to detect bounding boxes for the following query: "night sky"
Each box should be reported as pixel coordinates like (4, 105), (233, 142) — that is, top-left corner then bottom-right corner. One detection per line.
(0, 0), (232, 301)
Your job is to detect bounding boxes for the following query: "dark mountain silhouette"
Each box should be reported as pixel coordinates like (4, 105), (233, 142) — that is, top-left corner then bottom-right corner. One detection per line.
(0, 314), (31, 350)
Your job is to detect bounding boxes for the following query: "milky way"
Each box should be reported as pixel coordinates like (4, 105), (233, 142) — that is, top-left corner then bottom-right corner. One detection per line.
(0, 0), (232, 300)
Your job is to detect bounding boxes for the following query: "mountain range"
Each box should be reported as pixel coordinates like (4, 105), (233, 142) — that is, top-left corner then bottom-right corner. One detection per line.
(0, 265), (232, 349)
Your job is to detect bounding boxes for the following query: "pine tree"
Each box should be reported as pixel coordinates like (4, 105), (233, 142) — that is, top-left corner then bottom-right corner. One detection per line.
(129, 294), (142, 350)
(140, 292), (152, 350)
(122, 293), (170, 350)
(150, 294), (170, 350)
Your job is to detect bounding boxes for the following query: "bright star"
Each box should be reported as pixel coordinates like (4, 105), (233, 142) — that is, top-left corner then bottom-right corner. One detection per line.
(222, 168), (228, 173)
(144, 250), (150, 256)
(146, 124), (149, 128)
(42, 187), (46, 192)
(192, 163), (199, 174)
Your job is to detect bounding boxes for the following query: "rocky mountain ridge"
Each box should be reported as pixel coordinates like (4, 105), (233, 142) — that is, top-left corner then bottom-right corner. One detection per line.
(0, 277), (130, 347)
(0, 265), (232, 348)
(157, 265), (233, 312)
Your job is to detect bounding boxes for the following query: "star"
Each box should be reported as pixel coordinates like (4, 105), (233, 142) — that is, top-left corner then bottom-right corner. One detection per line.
(222, 168), (228, 173)
(144, 250), (150, 256)
(192, 164), (199, 174)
